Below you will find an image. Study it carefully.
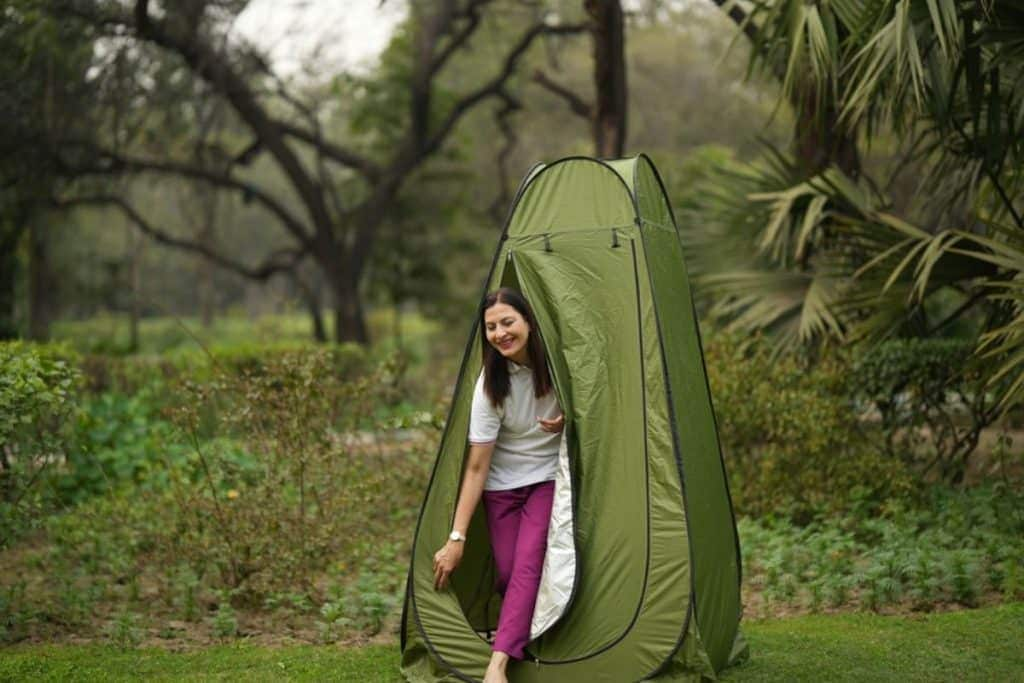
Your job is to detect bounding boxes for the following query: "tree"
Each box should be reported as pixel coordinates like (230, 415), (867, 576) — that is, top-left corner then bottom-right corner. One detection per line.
(687, 1), (1024, 414)
(0, 1), (98, 339)
(44, 0), (587, 343)
(708, 0), (861, 176)
(532, 0), (628, 157)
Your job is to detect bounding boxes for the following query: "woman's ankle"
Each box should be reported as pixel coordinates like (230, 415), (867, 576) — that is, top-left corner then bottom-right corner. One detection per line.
(488, 650), (511, 670)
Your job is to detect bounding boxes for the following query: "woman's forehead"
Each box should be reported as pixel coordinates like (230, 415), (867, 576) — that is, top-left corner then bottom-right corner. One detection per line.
(484, 302), (522, 323)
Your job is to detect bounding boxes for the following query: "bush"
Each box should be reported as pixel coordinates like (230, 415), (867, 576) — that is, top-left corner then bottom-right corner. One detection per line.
(55, 388), (189, 504)
(77, 342), (369, 396)
(153, 348), (426, 598)
(852, 338), (1000, 485)
(0, 342), (82, 546)
(705, 330), (915, 520)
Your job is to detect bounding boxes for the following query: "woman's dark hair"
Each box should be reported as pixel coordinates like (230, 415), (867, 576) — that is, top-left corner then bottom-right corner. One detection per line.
(480, 287), (553, 407)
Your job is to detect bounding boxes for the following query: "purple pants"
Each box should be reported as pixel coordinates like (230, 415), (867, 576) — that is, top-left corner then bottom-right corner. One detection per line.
(482, 479), (555, 660)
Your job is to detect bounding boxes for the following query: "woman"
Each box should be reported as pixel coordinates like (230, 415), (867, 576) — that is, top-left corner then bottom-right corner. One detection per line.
(432, 287), (565, 683)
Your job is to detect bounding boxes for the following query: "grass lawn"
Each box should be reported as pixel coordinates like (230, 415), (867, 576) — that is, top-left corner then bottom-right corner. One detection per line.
(3, 603), (1022, 682)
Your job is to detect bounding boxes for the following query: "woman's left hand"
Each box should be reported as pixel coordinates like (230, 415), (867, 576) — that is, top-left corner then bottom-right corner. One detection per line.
(537, 413), (565, 433)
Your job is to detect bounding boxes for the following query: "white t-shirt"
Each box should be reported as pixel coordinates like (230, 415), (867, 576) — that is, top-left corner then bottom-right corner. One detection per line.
(468, 361), (562, 491)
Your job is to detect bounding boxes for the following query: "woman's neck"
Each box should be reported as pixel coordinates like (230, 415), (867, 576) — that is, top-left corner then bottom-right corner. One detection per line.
(510, 350), (530, 367)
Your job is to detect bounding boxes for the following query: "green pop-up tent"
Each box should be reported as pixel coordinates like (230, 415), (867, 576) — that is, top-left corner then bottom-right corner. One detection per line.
(400, 155), (747, 682)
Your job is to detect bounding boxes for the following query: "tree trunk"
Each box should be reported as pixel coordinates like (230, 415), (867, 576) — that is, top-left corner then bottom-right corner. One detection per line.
(0, 235), (19, 340)
(793, 83), (860, 178)
(28, 216), (55, 341)
(292, 270), (327, 343)
(197, 187), (218, 328)
(331, 271), (368, 344)
(127, 221), (141, 352)
(333, 295), (368, 344)
(587, 0), (628, 158)
(0, 203), (30, 339)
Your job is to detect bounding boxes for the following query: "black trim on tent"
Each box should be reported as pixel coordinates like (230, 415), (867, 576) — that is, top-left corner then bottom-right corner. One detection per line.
(638, 153), (744, 599)
(631, 158), (698, 679)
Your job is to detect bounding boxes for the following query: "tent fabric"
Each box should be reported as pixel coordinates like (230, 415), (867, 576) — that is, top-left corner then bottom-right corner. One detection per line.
(528, 428), (574, 638)
(400, 155), (747, 682)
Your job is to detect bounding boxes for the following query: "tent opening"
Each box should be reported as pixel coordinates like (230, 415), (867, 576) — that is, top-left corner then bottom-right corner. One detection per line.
(446, 254), (579, 648)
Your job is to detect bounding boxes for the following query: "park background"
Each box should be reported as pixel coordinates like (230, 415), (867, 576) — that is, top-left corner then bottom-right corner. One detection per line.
(2, 0), (1023, 679)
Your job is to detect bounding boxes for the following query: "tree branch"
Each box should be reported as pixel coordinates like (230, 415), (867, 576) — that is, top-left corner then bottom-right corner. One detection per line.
(130, 0), (336, 240)
(487, 91), (523, 227)
(58, 145), (313, 249)
(421, 22), (590, 160)
(532, 68), (592, 119)
(349, 20), (589, 270)
(428, 0), (494, 78)
(275, 121), (382, 182)
(55, 194), (306, 281)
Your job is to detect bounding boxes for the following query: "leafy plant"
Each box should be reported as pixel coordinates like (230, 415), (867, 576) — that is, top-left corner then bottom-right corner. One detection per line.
(105, 610), (143, 650)
(211, 599), (239, 639)
(706, 329), (915, 519)
(0, 342), (81, 546)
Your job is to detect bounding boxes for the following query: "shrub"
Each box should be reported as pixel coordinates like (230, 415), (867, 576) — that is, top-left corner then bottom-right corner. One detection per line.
(54, 388), (189, 504)
(705, 330), (915, 520)
(77, 342), (369, 396)
(852, 338), (999, 484)
(155, 349), (427, 597)
(0, 341), (81, 546)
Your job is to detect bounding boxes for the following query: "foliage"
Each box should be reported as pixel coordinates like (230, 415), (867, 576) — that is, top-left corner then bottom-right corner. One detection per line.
(694, 0), (1024, 416)
(852, 337), (999, 483)
(0, 341), (81, 546)
(0, 0), (107, 339)
(705, 329), (914, 519)
(58, 388), (188, 504)
(740, 485), (1024, 616)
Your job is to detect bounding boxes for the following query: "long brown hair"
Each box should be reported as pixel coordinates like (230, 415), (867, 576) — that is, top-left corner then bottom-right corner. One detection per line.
(480, 287), (553, 408)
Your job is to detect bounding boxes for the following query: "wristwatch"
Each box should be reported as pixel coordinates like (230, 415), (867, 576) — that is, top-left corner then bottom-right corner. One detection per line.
(449, 530), (466, 542)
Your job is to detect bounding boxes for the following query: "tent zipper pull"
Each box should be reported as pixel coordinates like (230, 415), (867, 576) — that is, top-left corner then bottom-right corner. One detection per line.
(611, 227), (620, 248)
(544, 234), (552, 252)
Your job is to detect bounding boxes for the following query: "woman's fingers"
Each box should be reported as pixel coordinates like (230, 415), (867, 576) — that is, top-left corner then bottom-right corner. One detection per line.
(434, 566), (449, 591)
(433, 547), (450, 590)
(537, 414), (565, 432)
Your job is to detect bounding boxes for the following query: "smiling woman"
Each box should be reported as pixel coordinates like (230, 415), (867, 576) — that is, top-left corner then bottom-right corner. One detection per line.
(432, 288), (565, 683)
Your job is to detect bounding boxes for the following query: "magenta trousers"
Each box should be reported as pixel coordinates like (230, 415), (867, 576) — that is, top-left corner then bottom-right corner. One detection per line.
(482, 479), (555, 660)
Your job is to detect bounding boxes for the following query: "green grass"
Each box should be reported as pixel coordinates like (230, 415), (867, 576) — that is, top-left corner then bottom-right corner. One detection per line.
(3, 603), (1022, 681)
(722, 602), (1024, 681)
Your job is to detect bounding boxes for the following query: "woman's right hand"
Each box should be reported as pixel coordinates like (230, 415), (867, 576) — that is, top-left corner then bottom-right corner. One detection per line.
(433, 540), (464, 591)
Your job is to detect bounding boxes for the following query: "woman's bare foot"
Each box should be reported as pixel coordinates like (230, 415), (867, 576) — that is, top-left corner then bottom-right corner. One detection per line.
(483, 651), (510, 683)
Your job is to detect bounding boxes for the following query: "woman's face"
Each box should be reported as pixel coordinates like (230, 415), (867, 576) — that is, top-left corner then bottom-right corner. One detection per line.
(484, 302), (531, 364)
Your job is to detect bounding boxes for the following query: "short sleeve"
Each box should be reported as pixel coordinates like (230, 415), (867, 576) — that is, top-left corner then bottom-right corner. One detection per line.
(468, 371), (501, 444)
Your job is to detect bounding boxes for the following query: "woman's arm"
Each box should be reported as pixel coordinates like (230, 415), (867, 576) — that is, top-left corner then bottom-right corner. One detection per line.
(433, 441), (495, 590)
